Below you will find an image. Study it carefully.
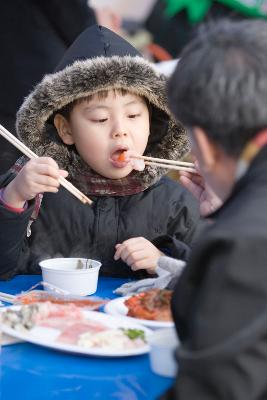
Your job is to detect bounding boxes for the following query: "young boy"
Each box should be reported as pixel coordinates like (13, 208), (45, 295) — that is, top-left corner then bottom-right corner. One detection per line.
(0, 25), (199, 280)
(162, 19), (267, 399)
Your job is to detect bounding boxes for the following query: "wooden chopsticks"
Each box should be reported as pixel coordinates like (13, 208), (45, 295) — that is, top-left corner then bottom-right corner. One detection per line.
(0, 291), (15, 304)
(0, 124), (92, 205)
(134, 155), (197, 173)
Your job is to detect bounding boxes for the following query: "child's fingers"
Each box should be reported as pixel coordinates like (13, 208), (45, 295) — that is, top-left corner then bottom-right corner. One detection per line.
(33, 174), (62, 189)
(33, 184), (59, 195)
(130, 258), (152, 271)
(59, 170), (68, 178)
(114, 244), (123, 260)
(33, 164), (62, 180)
(114, 245), (130, 261)
(125, 250), (147, 268)
(119, 247), (149, 271)
(114, 238), (145, 260)
(35, 157), (60, 169)
(30, 157), (69, 179)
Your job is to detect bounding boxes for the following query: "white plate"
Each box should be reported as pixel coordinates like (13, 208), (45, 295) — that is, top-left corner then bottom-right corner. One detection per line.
(104, 297), (174, 329)
(1, 306), (152, 357)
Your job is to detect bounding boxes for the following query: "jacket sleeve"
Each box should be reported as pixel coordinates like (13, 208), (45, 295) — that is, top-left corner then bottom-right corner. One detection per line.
(153, 234), (192, 261)
(154, 182), (201, 261)
(163, 234), (267, 399)
(0, 172), (33, 280)
(0, 203), (33, 280)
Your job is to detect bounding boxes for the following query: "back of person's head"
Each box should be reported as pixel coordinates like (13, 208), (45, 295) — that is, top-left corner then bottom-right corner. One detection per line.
(167, 19), (267, 157)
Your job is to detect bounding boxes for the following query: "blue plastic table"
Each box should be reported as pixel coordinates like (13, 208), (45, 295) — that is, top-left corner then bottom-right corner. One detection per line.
(0, 275), (173, 400)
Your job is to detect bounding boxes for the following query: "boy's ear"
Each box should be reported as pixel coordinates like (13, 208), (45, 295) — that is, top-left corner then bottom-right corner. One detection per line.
(193, 127), (218, 171)
(53, 114), (75, 145)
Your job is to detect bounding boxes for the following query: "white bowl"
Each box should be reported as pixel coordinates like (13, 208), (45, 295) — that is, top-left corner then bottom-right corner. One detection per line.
(148, 328), (179, 378)
(39, 258), (102, 296)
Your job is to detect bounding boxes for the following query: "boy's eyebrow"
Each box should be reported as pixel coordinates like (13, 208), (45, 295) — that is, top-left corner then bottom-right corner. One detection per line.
(83, 105), (110, 111)
(124, 99), (144, 106)
(83, 100), (143, 112)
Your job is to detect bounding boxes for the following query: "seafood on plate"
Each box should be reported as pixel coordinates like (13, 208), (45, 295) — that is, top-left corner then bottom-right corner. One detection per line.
(15, 290), (107, 309)
(124, 289), (173, 322)
(2, 302), (147, 350)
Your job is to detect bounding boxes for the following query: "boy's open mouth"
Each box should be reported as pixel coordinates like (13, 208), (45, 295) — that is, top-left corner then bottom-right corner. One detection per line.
(110, 146), (130, 168)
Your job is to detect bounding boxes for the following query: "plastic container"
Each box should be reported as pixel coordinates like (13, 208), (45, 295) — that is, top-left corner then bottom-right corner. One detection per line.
(39, 258), (102, 296)
(148, 327), (179, 378)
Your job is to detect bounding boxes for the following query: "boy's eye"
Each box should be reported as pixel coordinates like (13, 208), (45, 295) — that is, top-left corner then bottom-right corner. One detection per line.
(128, 113), (141, 119)
(92, 118), (108, 123)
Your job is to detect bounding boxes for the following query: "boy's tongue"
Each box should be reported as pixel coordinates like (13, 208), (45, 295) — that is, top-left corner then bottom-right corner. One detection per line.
(110, 150), (145, 171)
(110, 149), (129, 168)
(112, 149), (129, 162)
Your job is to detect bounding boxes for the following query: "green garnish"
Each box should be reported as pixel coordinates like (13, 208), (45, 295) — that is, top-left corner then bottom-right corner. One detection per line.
(121, 328), (145, 341)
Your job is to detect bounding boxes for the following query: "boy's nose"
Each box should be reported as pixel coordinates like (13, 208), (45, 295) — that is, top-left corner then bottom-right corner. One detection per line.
(112, 130), (128, 139)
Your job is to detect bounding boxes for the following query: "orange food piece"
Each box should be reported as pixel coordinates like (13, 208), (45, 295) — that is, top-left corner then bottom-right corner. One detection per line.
(118, 151), (126, 162)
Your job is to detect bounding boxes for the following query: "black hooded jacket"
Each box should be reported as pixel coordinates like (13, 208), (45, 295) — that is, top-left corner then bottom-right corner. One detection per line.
(162, 146), (267, 399)
(0, 25), (199, 280)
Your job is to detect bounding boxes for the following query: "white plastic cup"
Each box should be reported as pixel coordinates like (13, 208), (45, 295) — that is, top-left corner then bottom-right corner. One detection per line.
(148, 328), (179, 378)
(39, 258), (102, 296)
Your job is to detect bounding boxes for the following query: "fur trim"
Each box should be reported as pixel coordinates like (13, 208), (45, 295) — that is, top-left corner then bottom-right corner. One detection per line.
(16, 56), (189, 188)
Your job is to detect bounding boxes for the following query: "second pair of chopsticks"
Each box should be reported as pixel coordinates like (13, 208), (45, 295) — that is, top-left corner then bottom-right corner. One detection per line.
(0, 291), (15, 304)
(134, 155), (197, 173)
(0, 124), (92, 205)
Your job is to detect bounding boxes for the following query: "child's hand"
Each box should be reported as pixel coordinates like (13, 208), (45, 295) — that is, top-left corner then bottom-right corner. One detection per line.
(3, 157), (68, 208)
(114, 237), (164, 274)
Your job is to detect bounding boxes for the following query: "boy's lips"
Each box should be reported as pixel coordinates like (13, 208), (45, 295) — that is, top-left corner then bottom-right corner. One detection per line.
(109, 145), (130, 168)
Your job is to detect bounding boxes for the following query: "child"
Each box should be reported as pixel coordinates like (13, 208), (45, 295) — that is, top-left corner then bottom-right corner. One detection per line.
(0, 25), (199, 280)
(162, 19), (267, 399)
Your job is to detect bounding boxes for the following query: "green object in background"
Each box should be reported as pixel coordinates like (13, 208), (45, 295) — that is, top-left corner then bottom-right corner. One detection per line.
(164, 0), (267, 23)
(164, 0), (212, 23)
(218, 0), (267, 18)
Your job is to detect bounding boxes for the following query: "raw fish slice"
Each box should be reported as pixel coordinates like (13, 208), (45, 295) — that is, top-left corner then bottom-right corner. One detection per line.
(57, 321), (108, 344)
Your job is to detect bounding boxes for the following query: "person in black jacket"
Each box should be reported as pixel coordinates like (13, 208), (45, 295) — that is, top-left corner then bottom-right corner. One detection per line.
(162, 18), (267, 399)
(0, 24), (199, 280)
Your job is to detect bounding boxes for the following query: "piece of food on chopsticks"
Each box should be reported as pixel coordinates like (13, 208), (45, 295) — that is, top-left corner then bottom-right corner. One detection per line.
(111, 149), (196, 173)
(2, 302), (147, 350)
(14, 290), (107, 310)
(110, 149), (145, 171)
(117, 151), (127, 162)
(124, 288), (173, 321)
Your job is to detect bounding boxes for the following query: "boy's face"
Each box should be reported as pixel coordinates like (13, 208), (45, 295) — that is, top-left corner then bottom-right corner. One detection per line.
(57, 91), (150, 179)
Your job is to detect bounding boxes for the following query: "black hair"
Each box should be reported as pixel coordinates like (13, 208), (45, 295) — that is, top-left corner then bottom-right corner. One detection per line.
(167, 19), (267, 157)
(57, 88), (129, 120)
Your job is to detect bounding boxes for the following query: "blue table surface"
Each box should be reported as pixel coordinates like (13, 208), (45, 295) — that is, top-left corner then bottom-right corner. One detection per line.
(0, 275), (173, 400)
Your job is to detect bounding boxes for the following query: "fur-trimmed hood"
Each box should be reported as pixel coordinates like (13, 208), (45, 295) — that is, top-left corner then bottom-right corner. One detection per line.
(16, 25), (189, 190)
